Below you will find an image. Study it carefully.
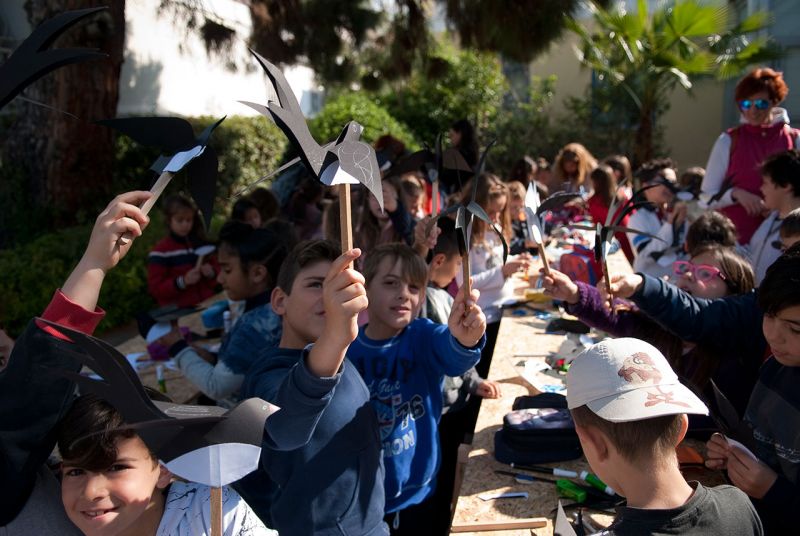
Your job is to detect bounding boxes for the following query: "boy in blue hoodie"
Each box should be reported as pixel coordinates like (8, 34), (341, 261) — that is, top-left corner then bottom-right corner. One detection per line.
(236, 240), (388, 536)
(347, 243), (486, 534)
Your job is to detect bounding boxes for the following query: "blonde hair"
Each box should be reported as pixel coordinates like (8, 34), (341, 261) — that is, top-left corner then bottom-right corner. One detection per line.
(465, 173), (512, 244)
(554, 143), (597, 189)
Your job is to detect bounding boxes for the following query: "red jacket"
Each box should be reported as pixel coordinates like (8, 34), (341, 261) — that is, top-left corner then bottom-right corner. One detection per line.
(587, 194), (635, 263)
(147, 233), (219, 307)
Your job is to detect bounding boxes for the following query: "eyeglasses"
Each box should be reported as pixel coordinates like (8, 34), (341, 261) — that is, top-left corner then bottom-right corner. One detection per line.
(673, 261), (726, 283)
(738, 99), (770, 111)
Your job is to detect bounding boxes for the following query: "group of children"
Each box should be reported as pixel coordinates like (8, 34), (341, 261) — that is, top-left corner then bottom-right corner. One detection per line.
(3, 115), (800, 535)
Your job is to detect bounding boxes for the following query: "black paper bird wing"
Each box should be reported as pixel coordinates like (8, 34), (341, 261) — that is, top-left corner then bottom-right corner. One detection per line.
(0, 7), (107, 110)
(525, 182), (545, 245)
(250, 49), (304, 120)
(610, 184), (661, 228)
(708, 379), (757, 451)
(442, 148), (472, 173)
(383, 149), (433, 181)
(186, 148), (218, 229)
(96, 117), (197, 154)
(38, 319), (178, 424)
(467, 200), (509, 263)
(536, 192), (582, 217)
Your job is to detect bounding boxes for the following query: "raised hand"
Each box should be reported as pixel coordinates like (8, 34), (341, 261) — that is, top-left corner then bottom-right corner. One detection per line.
(448, 281), (485, 348)
(540, 268), (580, 305)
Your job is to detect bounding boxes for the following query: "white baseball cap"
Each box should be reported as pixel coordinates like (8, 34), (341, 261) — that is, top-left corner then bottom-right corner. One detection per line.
(566, 338), (708, 423)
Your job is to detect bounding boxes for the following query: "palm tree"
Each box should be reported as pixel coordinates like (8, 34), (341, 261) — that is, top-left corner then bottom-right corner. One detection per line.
(567, 0), (779, 164)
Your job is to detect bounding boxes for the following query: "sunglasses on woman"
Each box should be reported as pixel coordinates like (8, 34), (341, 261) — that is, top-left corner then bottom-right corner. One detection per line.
(673, 260), (727, 283)
(738, 99), (770, 111)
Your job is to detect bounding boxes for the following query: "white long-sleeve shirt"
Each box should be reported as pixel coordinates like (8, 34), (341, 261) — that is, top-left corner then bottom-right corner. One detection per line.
(745, 211), (783, 284)
(628, 207), (688, 279)
(457, 232), (513, 324)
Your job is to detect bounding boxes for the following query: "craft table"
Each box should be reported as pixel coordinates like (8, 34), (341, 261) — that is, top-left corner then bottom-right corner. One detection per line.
(111, 297), (224, 405)
(449, 251), (723, 534)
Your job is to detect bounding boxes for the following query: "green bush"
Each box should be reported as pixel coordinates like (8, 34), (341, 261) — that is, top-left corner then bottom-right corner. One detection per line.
(377, 44), (506, 145)
(0, 212), (165, 336)
(112, 115), (288, 221)
(309, 93), (418, 148)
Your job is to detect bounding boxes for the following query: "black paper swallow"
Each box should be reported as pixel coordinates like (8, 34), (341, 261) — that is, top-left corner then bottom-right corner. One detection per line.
(708, 379), (757, 452)
(40, 319), (276, 487)
(96, 116), (225, 229)
(430, 140), (508, 269)
(385, 133), (472, 185)
(0, 7), (107, 110)
(241, 50), (383, 210)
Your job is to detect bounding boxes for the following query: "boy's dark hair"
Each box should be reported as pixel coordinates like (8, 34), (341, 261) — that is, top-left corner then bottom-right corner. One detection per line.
(248, 187), (279, 221)
(679, 166), (705, 198)
(761, 149), (800, 197)
(432, 218), (459, 259)
(232, 198), (259, 222)
(758, 242), (800, 316)
(363, 243), (428, 289)
(276, 239), (340, 294)
(218, 221), (285, 283)
(570, 405), (683, 464)
(685, 211), (737, 254)
(635, 158), (677, 185)
(780, 208), (800, 238)
(58, 393), (158, 471)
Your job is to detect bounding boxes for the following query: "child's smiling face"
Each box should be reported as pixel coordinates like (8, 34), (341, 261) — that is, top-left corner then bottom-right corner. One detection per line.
(61, 435), (170, 536)
(366, 257), (423, 337)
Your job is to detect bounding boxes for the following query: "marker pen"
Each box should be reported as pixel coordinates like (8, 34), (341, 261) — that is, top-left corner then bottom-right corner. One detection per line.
(580, 470), (615, 496)
(156, 364), (167, 394)
(510, 463), (579, 478)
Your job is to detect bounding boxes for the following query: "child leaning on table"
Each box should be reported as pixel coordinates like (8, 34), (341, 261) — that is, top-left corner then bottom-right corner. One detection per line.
(159, 221), (285, 407)
(566, 337), (762, 535)
(346, 243), (486, 535)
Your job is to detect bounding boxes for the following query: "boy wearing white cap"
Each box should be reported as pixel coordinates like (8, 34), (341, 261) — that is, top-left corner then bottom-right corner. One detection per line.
(566, 337), (762, 535)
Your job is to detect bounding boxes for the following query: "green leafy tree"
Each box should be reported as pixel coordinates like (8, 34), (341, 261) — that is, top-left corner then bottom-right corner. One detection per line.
(567, 0), (779, 164)
(378, 43), (506, 145)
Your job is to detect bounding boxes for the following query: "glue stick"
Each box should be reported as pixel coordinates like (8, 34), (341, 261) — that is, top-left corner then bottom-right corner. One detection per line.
(580, 471), (615, 496)
(556, 479), (586, 503)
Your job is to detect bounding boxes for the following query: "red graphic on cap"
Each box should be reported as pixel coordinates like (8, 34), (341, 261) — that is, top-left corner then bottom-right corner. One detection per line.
(618, 352), (661, 384)
(645, 387), (690, 408)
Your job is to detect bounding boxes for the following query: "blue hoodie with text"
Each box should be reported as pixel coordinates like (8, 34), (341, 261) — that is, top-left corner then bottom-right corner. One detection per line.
(346, 318), (484, 513)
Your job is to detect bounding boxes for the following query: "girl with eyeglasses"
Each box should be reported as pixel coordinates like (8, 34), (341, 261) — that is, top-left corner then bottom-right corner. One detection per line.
(541, 243), (756, 420)
(700, 68), (800, 244)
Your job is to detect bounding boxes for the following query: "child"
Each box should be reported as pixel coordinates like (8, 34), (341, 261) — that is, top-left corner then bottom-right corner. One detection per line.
(399, 172), (427, 221)
(508, 156), (537, 189)
(544, 244), (757, 416)
(355, 177), (414, 253)
(422, 221), (500, 534)
(552, 143), (596, 196)
(346, 243), (486, 534)
(248, 187), (279, 223)
(462, 174), (528, 377)
(745, 149), (800, 283)
(680, 166), (705, 199)
(587, 164), (635, 263)
(232, 197), (263, 229)
(506, 180), (531, 256)
(160, 221), (285, 406)
(604, 154), (633, 186)
(1, 191), (152, 533)
(705, 247), (800, 534)
(566, 337), (762, 534)
(147, 194), (218, 308)
(779, 207), (800, 251)
(628, 159), (689, 278)
(57, 393), (274, 536)
(235, 240), (388, 536)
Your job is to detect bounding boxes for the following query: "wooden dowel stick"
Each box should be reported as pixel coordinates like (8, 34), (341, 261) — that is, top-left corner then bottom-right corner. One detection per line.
(432, 181), (439, 216)
(210, 486), (222, 536)
(195, 255), (206, 269)
(117, 170), (174, 245)
(538, 243), (551, 276)
(603, 256), (614, 310)
(339, 183), (353, 253)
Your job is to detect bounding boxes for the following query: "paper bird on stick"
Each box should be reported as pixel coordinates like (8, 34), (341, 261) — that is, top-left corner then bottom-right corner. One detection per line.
(41, 319), (277, 536)
(385, 133), (472, 216)
(241, 50), (383, 252)
(428, 140), (507, 302)
(97, 116), (225, 233)
(571, 183), (663, 306)
(0, 7), (107, 111)
(523, 183), (582, 276)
